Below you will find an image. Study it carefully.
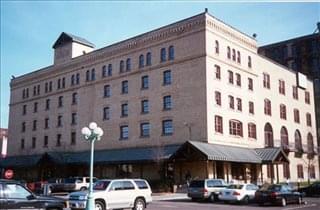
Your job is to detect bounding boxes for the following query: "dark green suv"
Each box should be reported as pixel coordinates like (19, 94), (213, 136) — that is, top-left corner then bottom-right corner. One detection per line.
(0, 179), (67, 210)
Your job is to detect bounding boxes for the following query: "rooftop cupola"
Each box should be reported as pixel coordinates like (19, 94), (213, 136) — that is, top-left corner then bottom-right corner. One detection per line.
(52, 32), (95, 65)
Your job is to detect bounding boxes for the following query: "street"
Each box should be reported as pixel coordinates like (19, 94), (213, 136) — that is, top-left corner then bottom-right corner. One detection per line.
(146, 197), (320, 210)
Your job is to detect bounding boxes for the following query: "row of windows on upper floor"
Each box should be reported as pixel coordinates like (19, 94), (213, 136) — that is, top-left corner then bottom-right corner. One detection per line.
(21, 95), (173, 132)
(21, 46), (175, 99)
(214, 64), (311, 105)
(19, 119), (173, 150)
(214, 117), (315, 156)
(213, 40), (252, 68)
(214, 90), (313, 127)
(21, 71), (172, 115)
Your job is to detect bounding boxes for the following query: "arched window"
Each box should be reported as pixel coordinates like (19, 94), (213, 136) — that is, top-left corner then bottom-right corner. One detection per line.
(229, 119), (243, 137)
(232, 49), (236, 61)
(139, 54), (144, 68)
(146, 52), (152, 66)
(264, 99), (271, 116)
(237, 51), (241, 63)
(307, 133), (314, 158)
(119, 60), (124, 73)
(215, 40), (219, 54)
(169, 45), (174, 60)
(280, 126), (289, 152)
(126, 58), (131, 71)
(160, 48), (166, 62)
(294, 130), (303, 156)
(264, 123), (273, 147)
(227, 47), (231, 59)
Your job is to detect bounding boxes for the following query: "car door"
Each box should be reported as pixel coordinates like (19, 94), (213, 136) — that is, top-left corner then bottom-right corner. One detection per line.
(121, 181), (136, 207)
(105, 181), (124, 209)
(246, 184), (257, 199)
(4, 183), (41, 209)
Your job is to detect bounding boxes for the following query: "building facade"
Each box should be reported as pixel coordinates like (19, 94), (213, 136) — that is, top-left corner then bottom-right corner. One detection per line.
(2, 11), (318, 185)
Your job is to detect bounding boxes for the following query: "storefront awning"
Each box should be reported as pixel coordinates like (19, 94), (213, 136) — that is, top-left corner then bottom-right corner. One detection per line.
(0, 154), (43, 168)
(47, 144), (181, 165)
(170, 141), (289, 164)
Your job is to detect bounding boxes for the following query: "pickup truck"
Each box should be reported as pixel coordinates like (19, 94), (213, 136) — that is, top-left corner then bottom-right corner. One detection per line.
(49, 177), (97, 193)
(69, 179), (152, 210)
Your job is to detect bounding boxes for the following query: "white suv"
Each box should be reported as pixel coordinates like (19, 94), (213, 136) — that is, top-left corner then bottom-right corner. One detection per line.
(69, 179), (152, 210)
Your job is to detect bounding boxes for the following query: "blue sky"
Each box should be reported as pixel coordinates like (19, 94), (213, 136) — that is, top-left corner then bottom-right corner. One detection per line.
(0, 1), (319, 128)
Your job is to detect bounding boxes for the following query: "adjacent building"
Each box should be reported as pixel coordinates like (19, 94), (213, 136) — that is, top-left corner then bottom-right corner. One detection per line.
(259, 31), (320, 165)
(2, 10), (318, 185)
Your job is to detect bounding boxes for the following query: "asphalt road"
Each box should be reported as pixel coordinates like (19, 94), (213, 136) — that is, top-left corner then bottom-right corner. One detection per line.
(147, 197), (320, 210)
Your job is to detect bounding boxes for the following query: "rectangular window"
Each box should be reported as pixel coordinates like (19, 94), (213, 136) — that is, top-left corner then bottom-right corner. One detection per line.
(122, 81), (128, 94)
(22, 122), (26, 132)
(21, 139), (25, 149)
(104, 85), (111, 97)
(163, 70), (171, 85)
(160, 48), (166, 62)
(215, 65), (221, 79)
(280, 105), (287, 120)
(229, 95), (234, 109)
(293, 86), (298, 99)
(71, 132), (76, 145)
(214, 115), (223, 134)
(57, 115), (62, 127)
(163, 95), (172, 110)
(44, 136), (48, 148)
(120, 125), (129, 140)
(306, 113), (312, 126)
(294, 109), (300, 123)
(23, 105), (27, 115)
(249, 101), (254, 114)
(103, 107), (110, 120)
(72, 92), (78, 105)
(32, 137), (36, 148)
(215, 91), (221, 106)
(45, 118), (49, 129)
(248, 123), (256, 139)
(228, 70), (234, 84)
(297, 164), (304, 179)
(267, 164), (274, 178)
(121, 103), (128, 117)
(229, 120), (243, 136)
(56, 134), (61, 147)
(310, 165), (315, 179)
(141, 100), (149, 114)
(71, 113), (77, 125)
(264, 99), (271, 116)
(236, 98), (242, 111)
(236, 73), (241, 87)
(141, 76), (149, 89)
(140, 123), (150, 137)
(283, 163), (290, 179)
(34, 102), (38, 113)
(46, 99), (50, 110)
(162, 120), (173, 136)
(33, 120), (37, 131)
(279, 80), (285, 95)
(58, 96), (63, 107)
(263, 73), (270, 89)
(305, 91), (310, 104)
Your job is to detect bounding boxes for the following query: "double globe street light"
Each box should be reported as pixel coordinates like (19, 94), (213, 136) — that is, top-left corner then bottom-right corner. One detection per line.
(81, 122), (104, 210)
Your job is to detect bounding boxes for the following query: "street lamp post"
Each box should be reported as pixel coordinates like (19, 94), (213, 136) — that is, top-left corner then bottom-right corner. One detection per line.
(81, 122), (103, 210)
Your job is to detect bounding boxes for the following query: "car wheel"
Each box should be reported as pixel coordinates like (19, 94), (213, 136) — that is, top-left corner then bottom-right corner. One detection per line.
(95, 200), (105, 210)
(80, 187), (87, 191)
(133, 198), (145, 210)
(281, 198), (287, 207)
(298, 196), (302, 205)
(209, 193), (215, 202)
(242, 196), (249, 205)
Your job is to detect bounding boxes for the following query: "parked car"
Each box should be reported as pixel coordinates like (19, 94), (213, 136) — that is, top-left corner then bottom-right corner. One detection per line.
(68, 179), (152, 210)
(187, 179), (228, 202)
(0, 179), (67, 210)
(49, 177), (97, 193)
(255, 184), (303, 206)
(218, 184), (259, 204)
(298, 181), (320, 197)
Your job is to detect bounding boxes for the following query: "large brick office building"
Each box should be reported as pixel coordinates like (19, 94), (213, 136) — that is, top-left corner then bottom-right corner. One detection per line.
(1, 10), (318, 185)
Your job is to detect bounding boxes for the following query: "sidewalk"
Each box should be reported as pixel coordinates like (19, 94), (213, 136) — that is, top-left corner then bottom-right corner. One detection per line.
(152, 193), (188, 201)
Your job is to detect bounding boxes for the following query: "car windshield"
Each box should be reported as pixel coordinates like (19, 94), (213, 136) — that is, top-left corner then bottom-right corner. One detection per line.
(261, 184), (281, 191)
(227, 184), (243, 189)
(93, 180), (111, 190)
(189, 180), (204, 188)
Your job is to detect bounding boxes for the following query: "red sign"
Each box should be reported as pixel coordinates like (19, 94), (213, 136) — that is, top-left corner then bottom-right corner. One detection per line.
(4, 169), (14, 179)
